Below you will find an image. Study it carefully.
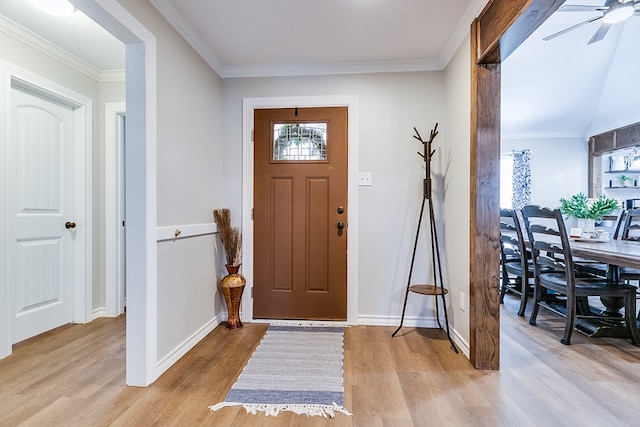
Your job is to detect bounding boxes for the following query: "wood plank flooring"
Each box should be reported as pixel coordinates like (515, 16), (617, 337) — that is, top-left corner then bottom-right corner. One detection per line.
(1, 295), (640, 426)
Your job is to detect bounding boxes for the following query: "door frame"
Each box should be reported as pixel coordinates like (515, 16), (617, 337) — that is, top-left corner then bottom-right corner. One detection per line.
(105, 102), (126, 317)
(0, 63), (93, 357)
(242, 96), (359, 325)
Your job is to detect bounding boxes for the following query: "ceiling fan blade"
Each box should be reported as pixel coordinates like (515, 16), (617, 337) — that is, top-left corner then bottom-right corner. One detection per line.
(588, 22), (612, 44)
(543, 16), (603, 41)
(558, 5), (609, 12)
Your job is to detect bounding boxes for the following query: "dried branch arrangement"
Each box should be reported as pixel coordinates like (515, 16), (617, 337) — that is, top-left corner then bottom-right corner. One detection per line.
(213, 209), (242, 266)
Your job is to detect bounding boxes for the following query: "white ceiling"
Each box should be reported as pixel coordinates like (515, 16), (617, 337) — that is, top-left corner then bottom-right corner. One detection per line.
(502, 0), (640, 138)
(0, 0), (125, 71)
(150, 0), (486, 77)
(0, 0), (637, 137)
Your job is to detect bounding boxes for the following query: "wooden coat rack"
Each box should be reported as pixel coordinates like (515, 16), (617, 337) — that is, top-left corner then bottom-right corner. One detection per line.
(392, 123), (458, 353)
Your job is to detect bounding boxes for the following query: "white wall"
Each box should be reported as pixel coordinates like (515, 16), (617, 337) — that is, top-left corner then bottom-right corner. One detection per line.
(501, 136), (589, 209)
(222, 72), (451, 328)
(115, 0), (225, 365)
(442, 34), (472, 350)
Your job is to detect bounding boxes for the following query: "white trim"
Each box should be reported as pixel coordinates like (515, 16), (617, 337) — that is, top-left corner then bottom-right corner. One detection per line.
(0, 63), (10, 358)
(439, 0), (489, 68)
(155, 314), (223, 376)
(73, 0), (158, 387)
(149, 0), (224, 76)
(156, 223), (217, 242)
(0, 62), (93, 357)
(242, 95), (359, 325)
(501, 131), (588, 140)
(0, 14), (101, 81)
(222, 59), (443, 79)
(93, 307), (107, 319)
(588, 112), (640, 138)
(105, 102), (126, 318)
(100, 69), (126, 82)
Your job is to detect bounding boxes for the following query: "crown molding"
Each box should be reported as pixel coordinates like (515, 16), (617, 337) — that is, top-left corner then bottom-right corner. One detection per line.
(150, 0), (224, 77)
(439, 0), (490, 67)
(222, 58), (444, 79)
(0, 14), (101, 81)
(100, 69), (125, 82)
(151, 0), (445, 78)
(501, 130), (588, 140)
(588, 112), (640, 138)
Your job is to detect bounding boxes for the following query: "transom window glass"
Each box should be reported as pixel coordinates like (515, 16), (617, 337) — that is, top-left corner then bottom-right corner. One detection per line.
(273, 123), (327, 161)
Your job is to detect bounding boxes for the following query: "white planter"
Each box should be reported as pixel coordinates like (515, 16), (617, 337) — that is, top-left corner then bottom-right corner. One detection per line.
(577, 218), (596, 237)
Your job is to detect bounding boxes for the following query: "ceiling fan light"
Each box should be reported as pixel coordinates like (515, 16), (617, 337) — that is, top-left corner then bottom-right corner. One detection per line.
(602, 4), (635, 24)
(28, 0), (76, 17)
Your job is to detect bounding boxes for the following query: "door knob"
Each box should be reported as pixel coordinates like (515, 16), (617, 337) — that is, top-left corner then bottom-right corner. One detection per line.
(65, 221), (76, 229)
(337, 221), (344, 230)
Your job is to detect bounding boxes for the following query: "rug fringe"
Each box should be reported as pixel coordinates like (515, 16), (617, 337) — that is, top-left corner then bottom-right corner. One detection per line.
(209, 402), (352, 418)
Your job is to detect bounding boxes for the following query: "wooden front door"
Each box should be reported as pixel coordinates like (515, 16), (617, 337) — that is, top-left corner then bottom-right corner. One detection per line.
(254, 107), (348, 320)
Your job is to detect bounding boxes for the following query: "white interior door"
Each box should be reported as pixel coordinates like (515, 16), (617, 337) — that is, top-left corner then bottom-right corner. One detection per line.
(9, 85), (75, 343)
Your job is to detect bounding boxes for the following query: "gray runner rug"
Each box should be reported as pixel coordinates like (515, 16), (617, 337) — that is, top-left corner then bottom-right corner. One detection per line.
(209, 325), (352, 418)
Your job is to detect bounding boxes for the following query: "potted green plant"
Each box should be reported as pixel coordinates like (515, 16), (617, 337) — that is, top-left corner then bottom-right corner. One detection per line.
(559, 193), (619, 237)
(619, 175), (634, 187)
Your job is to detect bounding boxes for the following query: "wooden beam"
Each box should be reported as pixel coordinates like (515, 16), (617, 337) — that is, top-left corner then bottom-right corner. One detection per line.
(477, 0), (564, 63)
(470, 19), (501, 369)
(469, 0), (564, 369)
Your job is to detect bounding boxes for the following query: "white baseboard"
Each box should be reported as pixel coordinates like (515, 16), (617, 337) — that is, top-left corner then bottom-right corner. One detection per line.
(357, 314), (470, 358)
(155, 313), (225, 377)
(92, 307), (107, 320)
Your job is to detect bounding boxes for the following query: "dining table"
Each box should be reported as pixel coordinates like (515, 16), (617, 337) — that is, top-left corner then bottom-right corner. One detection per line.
(568, 238), (640, 339)
(570, 238), (640, 272)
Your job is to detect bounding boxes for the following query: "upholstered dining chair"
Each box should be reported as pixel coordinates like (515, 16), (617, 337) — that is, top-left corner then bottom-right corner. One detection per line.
(521, 205), (640, 346)
(499, 208), (533, 316)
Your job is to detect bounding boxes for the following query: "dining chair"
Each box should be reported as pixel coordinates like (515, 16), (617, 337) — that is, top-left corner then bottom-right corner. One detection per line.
(574, 211), (626, 277)
(621, 208), (640, 241)
(617, 208), (640, 283)
(521, 205), (640, 346)
(499, 208), (533, 316)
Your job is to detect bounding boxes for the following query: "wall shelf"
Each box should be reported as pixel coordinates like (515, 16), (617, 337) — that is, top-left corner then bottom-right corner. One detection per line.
(605, 187), (640, 190)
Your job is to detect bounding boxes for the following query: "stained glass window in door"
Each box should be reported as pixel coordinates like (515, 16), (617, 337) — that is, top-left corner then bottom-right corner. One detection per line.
(273, 123), (327, 161)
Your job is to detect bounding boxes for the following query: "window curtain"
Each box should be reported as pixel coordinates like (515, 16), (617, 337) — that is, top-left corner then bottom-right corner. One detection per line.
(512, 149), (531, 209)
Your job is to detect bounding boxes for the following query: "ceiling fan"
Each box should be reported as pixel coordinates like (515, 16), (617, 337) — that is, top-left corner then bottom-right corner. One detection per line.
(544, 0), (640, 44)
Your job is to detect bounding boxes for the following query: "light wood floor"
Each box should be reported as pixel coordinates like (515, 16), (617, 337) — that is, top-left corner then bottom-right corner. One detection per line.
(1, 296), (640, 426)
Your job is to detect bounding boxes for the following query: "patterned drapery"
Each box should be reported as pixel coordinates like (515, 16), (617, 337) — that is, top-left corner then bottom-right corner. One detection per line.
(512, 149), (531, 209)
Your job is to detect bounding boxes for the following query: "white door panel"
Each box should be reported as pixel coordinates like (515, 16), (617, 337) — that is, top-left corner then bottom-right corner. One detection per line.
(10, 86), (74, 343)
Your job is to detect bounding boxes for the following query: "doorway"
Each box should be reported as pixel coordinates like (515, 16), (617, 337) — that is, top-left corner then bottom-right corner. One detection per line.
(105, 103), (126, 317)
(241, 96), (359, 325)
(253, 107), (348, 320)
(7, 80), (86, 343)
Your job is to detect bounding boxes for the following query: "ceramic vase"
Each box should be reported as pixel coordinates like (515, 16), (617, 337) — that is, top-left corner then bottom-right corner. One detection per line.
(577, 218), (596, 238)
(220, 264), (246, 329)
